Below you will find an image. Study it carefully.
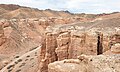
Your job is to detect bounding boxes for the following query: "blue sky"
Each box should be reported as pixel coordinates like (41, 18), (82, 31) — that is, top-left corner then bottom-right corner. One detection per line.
(0, 0), (120, 14)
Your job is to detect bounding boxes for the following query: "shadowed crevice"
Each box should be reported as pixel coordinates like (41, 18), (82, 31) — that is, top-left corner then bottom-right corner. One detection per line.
(97, 33), (103, 55)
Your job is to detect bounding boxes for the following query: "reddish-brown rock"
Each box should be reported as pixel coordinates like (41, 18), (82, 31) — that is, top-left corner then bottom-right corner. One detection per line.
(56, 32), (70, 60)
(38, 23), (120, 72)
(0, 24), (6, 46)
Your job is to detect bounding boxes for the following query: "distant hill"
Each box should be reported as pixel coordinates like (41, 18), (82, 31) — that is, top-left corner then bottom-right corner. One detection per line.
(0, 4), (119, 19)
(0, 4), (74, 19)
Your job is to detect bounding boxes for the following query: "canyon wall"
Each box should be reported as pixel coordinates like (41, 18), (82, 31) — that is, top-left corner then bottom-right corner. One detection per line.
(0, 17), (82, 55)
(0, 17), (120, 72)
(38, 23), (120, 72)
(0, 17), (85, 71)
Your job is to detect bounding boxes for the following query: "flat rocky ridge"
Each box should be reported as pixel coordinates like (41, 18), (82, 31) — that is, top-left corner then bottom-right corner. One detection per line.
(48, 55), (120, 72)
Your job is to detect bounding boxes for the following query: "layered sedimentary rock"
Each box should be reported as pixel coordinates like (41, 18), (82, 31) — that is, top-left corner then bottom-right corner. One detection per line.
(38, 21), (120, 72)
(0, 16), (120, 72)
(0, 19), (40, 55)
(0, 17), (82, 54)
(56, 32), (70, 60)
(0, 17), (85, 72)
(0, 24), (6, 46)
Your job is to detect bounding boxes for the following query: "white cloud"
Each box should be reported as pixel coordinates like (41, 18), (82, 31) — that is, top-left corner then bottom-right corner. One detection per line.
(65, 0), (91, 9)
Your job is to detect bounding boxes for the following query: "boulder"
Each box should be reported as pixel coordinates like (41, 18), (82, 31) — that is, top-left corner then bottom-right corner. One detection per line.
(111, 43), (120, 53)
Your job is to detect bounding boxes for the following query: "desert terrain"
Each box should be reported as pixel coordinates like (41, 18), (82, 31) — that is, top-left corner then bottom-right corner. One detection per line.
(0, 4), (120, 72)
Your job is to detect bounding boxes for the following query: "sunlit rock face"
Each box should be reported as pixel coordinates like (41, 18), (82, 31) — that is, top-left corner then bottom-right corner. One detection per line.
(0, 17), (91, 72)
(0, 17), (81, 55)
(38, 21), (120, 72)
(0, 19), (42, 55)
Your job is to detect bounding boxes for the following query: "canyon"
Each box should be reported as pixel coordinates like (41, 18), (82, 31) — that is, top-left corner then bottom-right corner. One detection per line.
(0, 4), (120, 72)
(39, 18), (120, 72)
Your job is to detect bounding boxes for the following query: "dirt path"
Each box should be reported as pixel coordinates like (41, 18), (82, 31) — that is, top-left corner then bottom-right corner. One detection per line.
(0, 45), (41, 72)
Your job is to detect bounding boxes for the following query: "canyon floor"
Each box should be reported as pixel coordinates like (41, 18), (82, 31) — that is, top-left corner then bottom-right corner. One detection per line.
(0, 4), (120, 72)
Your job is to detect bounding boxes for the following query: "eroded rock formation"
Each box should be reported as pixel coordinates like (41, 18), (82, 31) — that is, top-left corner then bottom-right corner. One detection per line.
(0, 13), (120, 72)
(38, 22), (120, 72)
(0, 17), (87, 72)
